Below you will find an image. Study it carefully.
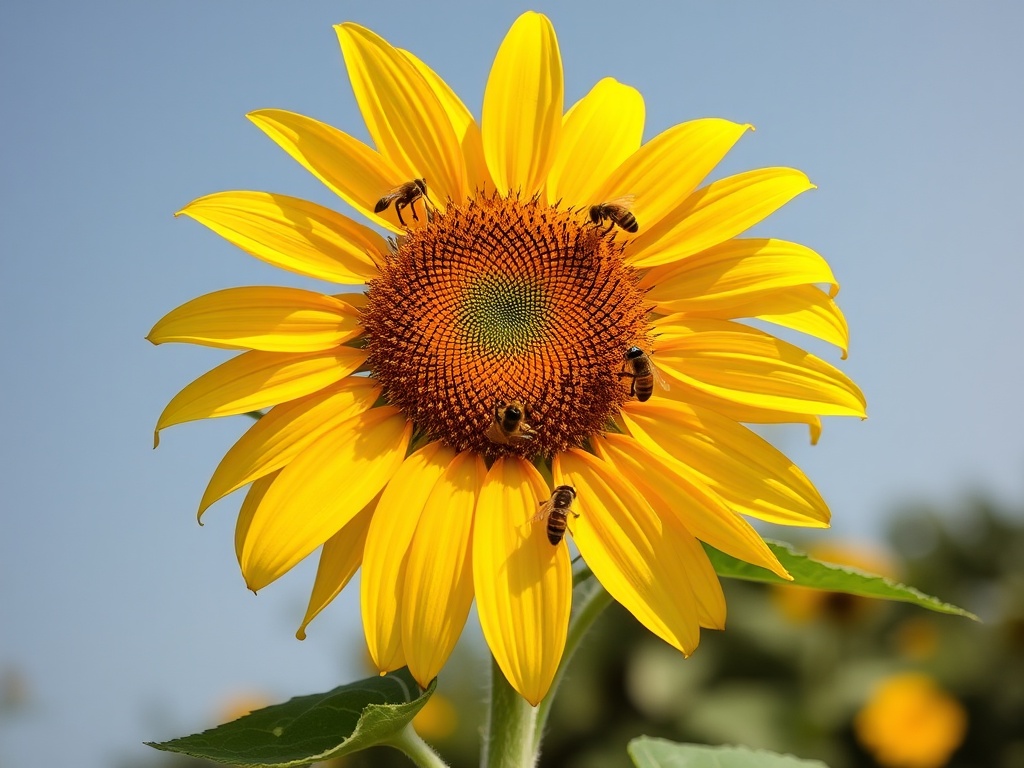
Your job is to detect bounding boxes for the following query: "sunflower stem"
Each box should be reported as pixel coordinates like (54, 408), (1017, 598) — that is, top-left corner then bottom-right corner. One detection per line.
(532, 574), (613, 754)
(388, 723), (450, 768)
(483, 656), (541, 768)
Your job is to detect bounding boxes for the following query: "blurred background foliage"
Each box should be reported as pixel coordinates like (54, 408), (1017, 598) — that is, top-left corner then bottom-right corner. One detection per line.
(14, 493), (1018, 768)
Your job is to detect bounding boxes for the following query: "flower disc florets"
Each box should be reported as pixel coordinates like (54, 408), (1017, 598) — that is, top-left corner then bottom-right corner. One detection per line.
(362, 194), (650, 458)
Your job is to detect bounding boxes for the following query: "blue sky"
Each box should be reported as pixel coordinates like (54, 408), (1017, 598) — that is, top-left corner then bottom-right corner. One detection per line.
(1, 2), (1022, 766)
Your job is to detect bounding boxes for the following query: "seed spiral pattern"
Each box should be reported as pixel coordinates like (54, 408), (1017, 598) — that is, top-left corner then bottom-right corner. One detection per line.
(362, 194), (651, 458)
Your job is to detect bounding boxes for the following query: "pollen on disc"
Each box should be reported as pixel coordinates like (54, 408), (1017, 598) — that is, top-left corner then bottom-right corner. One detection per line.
(362, 194), (650, 458)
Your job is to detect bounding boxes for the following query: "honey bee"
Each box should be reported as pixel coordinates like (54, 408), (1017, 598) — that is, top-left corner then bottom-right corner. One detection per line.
(532, 485), (578, 545)
(374, 178), (433, 227)
(486, 401), (537, 445)
(619, 346), (669, 402)
(589, 196), (638, 233)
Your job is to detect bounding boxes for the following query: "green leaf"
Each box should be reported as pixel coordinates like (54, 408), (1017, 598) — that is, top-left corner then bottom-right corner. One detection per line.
(705, 539), (977, 620)
(147, 668), (435, 767)
(628, 737), (830, 768)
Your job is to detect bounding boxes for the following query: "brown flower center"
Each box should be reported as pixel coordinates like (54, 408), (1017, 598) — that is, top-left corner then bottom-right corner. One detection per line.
(362, 195), (650, 458)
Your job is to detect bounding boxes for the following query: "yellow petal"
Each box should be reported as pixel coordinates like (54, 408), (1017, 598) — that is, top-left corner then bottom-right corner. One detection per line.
(653, 317), (866, 418)
(154, 347), (367, 445)
(594, 434), (789, 581)
(546, 78), (644, 209)
(178, 191), (384, 283)
(474, 457), (570, 706)
(239, 406), (411, 591)
(362, 442), (456, 673)
(336, 24), (467, 204)
(297, 498), (376, 640)
(247, 109), (408, 234)
(592, 119), (751, 241)
(199, 377), (381, 520)
(402, 450), (486, 688)
(687, 285), (850, 359)
(642, 238), (839, 304)
(234, 471), (278, 570)
(482, 12), (563, 196)
(553, 449), (703, 655)
(147, 287), (363, 352)
(627, 168), (815, 268)
(621, 399), (830, 527)
(400, 48), (493, 194)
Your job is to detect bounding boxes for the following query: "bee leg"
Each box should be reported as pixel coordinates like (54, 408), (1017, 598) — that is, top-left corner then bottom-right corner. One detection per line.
(616, 371), (638, 397)
(395, 202), (407, 228)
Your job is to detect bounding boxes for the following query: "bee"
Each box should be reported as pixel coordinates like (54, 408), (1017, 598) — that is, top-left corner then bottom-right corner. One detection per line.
(589, 196), (638, 233)
(619, 346), (669, 402)
(532, 485), (578, 546)
(374, 178), (433, 227)
(486, 401), (537, 445)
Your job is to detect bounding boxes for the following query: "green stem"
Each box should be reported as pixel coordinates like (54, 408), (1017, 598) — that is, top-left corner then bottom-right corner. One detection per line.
(388, 723), (450, 768)
(483, 656), (540, 768)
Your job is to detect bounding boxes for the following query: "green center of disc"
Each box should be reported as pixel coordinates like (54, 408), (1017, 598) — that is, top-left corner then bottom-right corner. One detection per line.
(460, 273), (547, 354)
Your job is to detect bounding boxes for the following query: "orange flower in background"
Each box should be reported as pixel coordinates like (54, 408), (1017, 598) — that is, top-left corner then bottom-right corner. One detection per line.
(855, 673), (967, 768)
(151, 12), (865, 705)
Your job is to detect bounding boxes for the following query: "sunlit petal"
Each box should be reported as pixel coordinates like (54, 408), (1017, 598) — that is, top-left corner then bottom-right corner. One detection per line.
(362, 442), (456, 674)
(297, 499), (376, 640)
(336, 24), (467, 204)
(627, 168), (815, 268)
(482, 11), (563, 196)
(474, 457), (570, 706)
(154, 347), (366, 445)
(553, 450), (704, 655)
(177, 191), (383, 283)
(546, 78), (644, 209)
(402, 451), (486, 688)
(247, 109), (409, 233)
(653, 316), (866, 418)
(147, 287), (363, 352)
(199, 377), (380, 519)
(239, 407), (411, 591)
(621, 399), (830, 527)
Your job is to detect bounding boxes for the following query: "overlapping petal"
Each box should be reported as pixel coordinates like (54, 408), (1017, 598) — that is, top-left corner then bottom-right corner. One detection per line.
(482, 11), (563, 196)
(641, 237), (839, 305)
(593, 118), (751, 241)
(546, 78), (644, 209)
(239, 406), (411, 592)
(399, 48), (493, 193)
(154, 347), (366, 445)
(336, 24), (467, 204)
(234, 471), (278, 570)
(297, 499), (376, 640)
(147, 287), (363, 352)
(247, 109), (408, 233)
(474, 458), (570, 706)
(361, 442), (456, 673)
(620, 400), (830, 527)
(198, 377), (381, 519)
(626, 168), (815, 268)
(686, 285), (850, 358)
(594, 434), (789, 581)
(553, 449), (705, 655)
(177, 191), (384, 284)
(653, 316), (866, 418)
(402, 450), (486, 688)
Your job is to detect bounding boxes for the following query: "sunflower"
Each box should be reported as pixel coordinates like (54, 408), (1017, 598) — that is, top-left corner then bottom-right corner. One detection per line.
(150, 12), (865, 706)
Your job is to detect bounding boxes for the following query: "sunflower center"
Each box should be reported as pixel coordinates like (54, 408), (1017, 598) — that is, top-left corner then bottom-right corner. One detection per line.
(362, 194), (650, 458)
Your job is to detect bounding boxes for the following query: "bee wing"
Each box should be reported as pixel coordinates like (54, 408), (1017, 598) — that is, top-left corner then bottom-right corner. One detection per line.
(524, 498), (555, 527)
(604, 194), (636, 209)
(373, 189), (401, 212)
(652, 361), (671, 391)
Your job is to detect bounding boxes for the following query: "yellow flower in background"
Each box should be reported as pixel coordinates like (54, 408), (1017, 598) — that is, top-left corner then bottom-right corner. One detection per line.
(150, 12), (865, 705)
(772, 542), (894, 625)
(855, 673), (967, 768)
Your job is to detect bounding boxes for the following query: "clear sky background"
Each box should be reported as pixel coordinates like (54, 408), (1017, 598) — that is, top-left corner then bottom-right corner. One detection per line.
(2, 2), (1022, 766)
